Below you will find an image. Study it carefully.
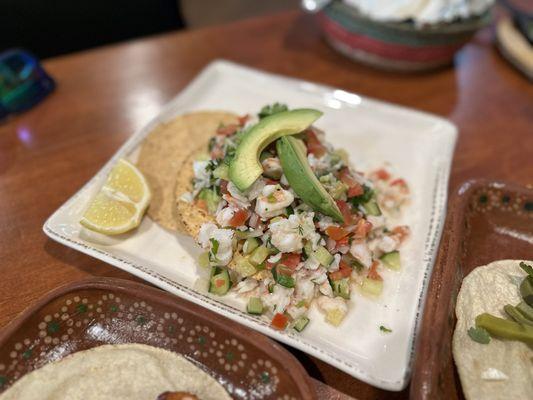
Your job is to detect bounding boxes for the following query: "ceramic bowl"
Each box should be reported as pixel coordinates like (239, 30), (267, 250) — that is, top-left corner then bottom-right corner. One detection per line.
(0, 278), (316, 399)
(317, 0), (491, 71)
(410, 180), (533, 399)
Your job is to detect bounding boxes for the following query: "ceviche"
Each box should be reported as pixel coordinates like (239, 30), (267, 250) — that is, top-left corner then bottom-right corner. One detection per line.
(183, 104), (410, 331)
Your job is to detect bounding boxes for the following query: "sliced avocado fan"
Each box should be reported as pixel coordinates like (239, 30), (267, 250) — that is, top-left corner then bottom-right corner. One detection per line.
(277, 136), (344, 223)
(229, 109), (322, 191)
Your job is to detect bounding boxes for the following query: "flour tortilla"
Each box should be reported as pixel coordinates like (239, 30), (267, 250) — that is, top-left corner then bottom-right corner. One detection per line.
(0, 343), (231, 400)
(453, 259), (533, 400)
(136, 111), (238, 232)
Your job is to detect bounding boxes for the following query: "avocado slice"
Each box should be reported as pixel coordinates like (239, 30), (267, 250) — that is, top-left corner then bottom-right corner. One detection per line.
(277, 136), (344, 222)
(228, 109), (322, 191)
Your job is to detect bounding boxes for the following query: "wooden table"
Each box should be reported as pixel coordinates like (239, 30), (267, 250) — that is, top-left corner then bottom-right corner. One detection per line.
(0, 10), (531, 400)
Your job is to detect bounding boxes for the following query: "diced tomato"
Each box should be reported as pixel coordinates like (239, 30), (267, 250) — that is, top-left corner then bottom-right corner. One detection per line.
(265, 261), (275, 270)
(325, 226), (349, 241)
(305, 129), (327, 157)
(336, 200), (357, 225)
(353, 219), (373, 239)
(335, 236), (350, 251)
(196, 199), (207, 212)
(238, 114), (249, 126)
(271, 313), (288, 330)
(217, 124), (239, 136)
(390, 178), (406, 187)
(228, 209), (249, 227)
(339, 168), (364, 198)
(392, 225), (410, 243)
(215, 279), (226, 288)
(367, 261), (382, 281)
(279, 253), (301, 270)
(220, 180), (229, 195)
(347, 184), (364, 198)
(373, 168), (391, 181)
(329, 260), (353, 281)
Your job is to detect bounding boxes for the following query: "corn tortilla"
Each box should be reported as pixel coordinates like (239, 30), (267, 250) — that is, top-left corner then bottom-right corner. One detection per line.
(452, 259), (533, 400)
(136, 111), (238, 232)
(174, 150), (215, 238)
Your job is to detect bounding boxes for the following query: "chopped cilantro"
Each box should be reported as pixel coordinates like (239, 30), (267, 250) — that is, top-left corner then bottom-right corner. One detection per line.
(348, 184), (374, 205)
(379, 325), (392, 333)
(210, 238), (219, 255)
(467, 326), (491, 344)
(297, 225), (304, 235)
(286, 205), (294, 216)
(258, 103), (288, 119)
(519, 262), (533, 277)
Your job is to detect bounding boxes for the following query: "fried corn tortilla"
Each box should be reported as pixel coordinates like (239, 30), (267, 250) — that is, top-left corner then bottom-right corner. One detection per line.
(453, 259), (533, 400)
(174, 149), (215, 238)
(136, 111), (238, 232)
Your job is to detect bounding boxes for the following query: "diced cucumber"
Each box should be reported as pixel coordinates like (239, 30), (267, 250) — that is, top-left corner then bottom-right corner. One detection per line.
(208, 267), (230, 295)
(198, 188), (221, 214)
(331, 278), (351, 299)
(313, 246), (334, 267)
(272, 267), (295, 288)
(235, 255), (257, 277)
(303, 241), (313, 258)
(380, 251), (401, 270)
(246, 297), (263, 315)
(213, 163), (229, 180)
(293, 316), (310, 332)
(249, 245), (269, 266)
(361, 277), (383, 296)
(362, 199), (382, 216)
(243, 237), (260, 255)
(330, 182), (348, 200)
(198, 252), (210, 268)
(517, 301), (533, 321)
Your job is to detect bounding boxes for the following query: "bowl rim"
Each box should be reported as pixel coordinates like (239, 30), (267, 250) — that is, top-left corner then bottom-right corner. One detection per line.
(0, 277), (317, 400)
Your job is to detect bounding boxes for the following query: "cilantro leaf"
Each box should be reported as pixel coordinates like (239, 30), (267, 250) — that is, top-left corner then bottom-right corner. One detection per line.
(379, 325), (392, 333)
(519, 262), (533, 278)
(348, 185), (374, 206)
(210, 238), (219, 255)
(258, 103), (288, 119)
(467, 326), (491, 344)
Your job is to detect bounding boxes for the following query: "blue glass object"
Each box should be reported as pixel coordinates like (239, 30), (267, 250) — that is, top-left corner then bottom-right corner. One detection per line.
(0, 49), (55, 119)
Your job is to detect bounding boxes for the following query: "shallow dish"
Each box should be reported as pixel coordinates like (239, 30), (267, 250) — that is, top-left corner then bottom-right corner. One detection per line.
(0, 278), (315, 399)
(411, 180), (533, 399)
(317, 0), (490, 71)
(44, 60), (457, 390)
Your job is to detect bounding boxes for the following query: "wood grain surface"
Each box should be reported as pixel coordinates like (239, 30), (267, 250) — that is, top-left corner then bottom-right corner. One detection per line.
(0, 10), (531, 400)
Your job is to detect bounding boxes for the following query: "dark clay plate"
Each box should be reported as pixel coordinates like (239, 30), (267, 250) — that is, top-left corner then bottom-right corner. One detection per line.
(410, 179), (533, 400)
(0, 277), (316, 400)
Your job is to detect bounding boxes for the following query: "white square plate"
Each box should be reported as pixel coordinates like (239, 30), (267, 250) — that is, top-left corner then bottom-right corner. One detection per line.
(44, 60), (456, 390)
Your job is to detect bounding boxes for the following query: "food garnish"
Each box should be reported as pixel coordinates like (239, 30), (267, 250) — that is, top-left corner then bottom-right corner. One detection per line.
(80, 159), (151, 235)
(182, 103), (410, 330)
(467, 326), (491, 344)
(379, 325), (392, 333)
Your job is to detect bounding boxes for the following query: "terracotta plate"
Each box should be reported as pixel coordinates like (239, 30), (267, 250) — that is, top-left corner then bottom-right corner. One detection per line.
(410, 180), (533, 399)
(0, 278), (316, 399)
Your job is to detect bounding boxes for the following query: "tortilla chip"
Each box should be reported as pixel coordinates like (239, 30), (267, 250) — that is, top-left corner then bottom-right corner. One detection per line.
(452, 259), (533, 400)
(174, 149), (215, 238)
(137, 111), (238, 232)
